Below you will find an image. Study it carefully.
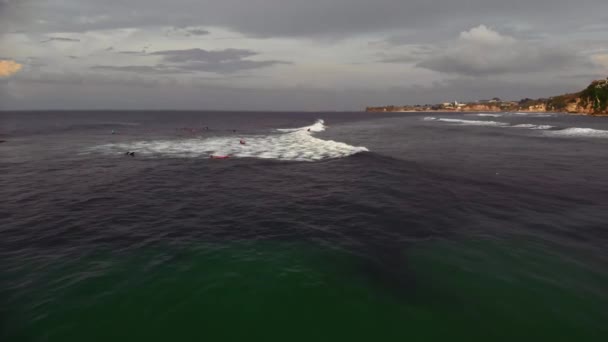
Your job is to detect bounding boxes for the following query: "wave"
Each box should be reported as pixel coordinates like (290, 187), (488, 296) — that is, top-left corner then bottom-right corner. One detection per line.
(466, 113), (503, 117)
(276, 120), (326, 133)
(424, 117), (554, 130)
(511, 124), (554, 130)
(423, 117), (509, 127)
(89, 120), (368, 162)
(423, 117), (608, 138)
(545, 127), (608, 138)
(512, 112), (555, 117)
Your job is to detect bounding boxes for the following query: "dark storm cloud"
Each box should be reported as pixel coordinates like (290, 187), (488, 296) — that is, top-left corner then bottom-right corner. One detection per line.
(4, 0), (608, 37)
(40, 37), (80, 43)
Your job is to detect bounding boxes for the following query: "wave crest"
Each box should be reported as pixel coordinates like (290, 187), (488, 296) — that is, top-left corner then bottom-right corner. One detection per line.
(90, 119), (368, 162)
(545, 127), (608, 138)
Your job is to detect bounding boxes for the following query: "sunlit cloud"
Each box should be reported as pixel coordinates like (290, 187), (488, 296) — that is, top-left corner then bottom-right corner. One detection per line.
(592, 54), (608, 71)
(0, 60), (23, 77)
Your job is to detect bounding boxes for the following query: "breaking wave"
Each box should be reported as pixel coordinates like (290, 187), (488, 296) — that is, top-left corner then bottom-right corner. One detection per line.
(423, 117), (608, 137)
(424, 117), (554, 130)
(423, 117), (509, 127)
(89, 119), (368, 161)
(511, 124), (554, 130)
(545, 127), (608, 138)
(512, 112), (555, 117)
(466, 113), (503, 117)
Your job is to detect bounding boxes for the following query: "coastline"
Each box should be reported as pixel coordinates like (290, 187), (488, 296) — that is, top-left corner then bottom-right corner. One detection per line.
(366, 109), (608, 116)
(366, 77), (608, 116)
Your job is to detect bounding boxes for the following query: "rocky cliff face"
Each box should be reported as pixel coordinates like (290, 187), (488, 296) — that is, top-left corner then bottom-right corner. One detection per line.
(563, 98), (594, 114)
(460, 104), (502, 112)
(521, 103), (547, 112)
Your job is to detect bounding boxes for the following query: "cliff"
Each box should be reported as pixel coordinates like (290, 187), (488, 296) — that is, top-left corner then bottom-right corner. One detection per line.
(366, 77), (608, 115)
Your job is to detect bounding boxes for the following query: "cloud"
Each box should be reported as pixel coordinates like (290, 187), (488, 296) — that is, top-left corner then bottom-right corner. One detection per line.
(177, 60), (290, 74)
(150, 48), (290, 73)
(416, 25), (578, 76)
(377, 45), (435, 64)
(4, 0), (608, 39)
(2, 1), (607, 110)
(592, 54), (608, 70)
(185, 28), (210, 36)
(164, 26), (210, 37)
(88, 48), (289, 75)
(150, 48), (256, 63)
(378, 55), (421, 64)
(1, 73), (592, 111)
(117, 50), (147, 55)
(0, 59), (23, 77)
(40, 36), (80, 43)
(90, 65), (186, 74)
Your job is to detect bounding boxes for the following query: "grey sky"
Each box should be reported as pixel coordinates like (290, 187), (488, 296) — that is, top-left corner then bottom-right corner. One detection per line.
(1, 0), (607, 110)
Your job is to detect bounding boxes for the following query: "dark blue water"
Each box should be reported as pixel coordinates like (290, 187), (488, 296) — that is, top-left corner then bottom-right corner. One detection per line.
(1, 111), (607, 341)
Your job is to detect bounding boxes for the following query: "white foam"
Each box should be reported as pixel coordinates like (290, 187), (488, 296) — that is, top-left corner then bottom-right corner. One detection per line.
(276, 120), (326, 133)
(545, 127), (608, 138)
(433, 118), (509, 127)
(424, 117), (553, 130)
(89, 119), (368, 162)
(511, 124), (554, 130)
(512, 112), (554, 117)
(467, 113), (503, 117)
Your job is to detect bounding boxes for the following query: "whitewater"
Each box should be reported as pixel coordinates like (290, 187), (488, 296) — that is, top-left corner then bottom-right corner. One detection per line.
(89, 119), (369, 161)
(422, 116), (608, 136)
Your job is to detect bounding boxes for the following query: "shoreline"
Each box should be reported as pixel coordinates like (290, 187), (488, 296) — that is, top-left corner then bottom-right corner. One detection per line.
(366, 109), (608, 116)
(366, 77), (608, 116)
(366, 110), (608, 117)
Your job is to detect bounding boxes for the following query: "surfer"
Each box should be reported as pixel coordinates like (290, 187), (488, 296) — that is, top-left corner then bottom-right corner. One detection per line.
(125, 151), (135, 157)
(240, 139), (246, 145)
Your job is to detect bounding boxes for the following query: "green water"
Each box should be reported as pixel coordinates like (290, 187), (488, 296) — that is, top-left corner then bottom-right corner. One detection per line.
(3, 239), (607, 341)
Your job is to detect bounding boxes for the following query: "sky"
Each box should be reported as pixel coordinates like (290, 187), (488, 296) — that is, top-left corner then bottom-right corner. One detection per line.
(1, 0), (608, 110)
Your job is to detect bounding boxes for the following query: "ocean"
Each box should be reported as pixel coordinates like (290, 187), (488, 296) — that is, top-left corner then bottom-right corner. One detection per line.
(1, 111), (607, 341)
